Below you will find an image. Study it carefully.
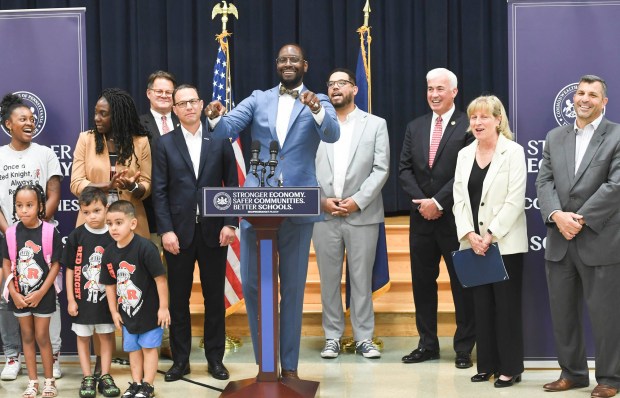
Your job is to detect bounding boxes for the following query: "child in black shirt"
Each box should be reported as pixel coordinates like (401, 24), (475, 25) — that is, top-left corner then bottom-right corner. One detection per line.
(62, 187), (120, 398)
(100, 200), (169, 398)
(2, 184), (62, 398)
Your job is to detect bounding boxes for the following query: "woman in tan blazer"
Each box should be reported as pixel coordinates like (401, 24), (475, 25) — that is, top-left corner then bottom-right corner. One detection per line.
(71, 88), (151, 238)
(453, 95), (527, 388)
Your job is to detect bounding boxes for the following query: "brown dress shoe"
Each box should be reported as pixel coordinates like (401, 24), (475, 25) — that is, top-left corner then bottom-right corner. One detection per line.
(543, 378), (589, 391)
(591, 384), (618, 398)
(281, 370), (299, 380)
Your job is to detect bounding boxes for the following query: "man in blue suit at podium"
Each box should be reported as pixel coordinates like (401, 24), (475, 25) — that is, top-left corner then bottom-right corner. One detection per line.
(204, 43), (340, 378)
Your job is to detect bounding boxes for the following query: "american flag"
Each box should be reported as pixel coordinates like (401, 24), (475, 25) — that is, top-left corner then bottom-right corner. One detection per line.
(212, 35), (245, 315)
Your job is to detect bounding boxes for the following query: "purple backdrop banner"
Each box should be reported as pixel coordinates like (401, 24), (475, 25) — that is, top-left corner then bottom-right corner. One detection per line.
(0, 8), (87, 353)
(508, 0), (620, 360)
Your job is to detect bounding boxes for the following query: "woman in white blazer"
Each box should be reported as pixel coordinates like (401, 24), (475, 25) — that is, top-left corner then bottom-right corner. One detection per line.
(453, 95), (528, 388)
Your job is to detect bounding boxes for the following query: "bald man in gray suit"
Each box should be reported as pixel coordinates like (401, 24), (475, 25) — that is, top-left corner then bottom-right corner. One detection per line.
(536, 75), (620, 398)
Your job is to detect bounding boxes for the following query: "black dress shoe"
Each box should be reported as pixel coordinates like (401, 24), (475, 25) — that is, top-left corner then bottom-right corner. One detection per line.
(494, 374), (522, 388)
(207, 360), (230, 380)
(455, 352), (473, 369)
(401, 348), (440, 363)
(471, 372), (499, 382)
(165, 362), (190, 382)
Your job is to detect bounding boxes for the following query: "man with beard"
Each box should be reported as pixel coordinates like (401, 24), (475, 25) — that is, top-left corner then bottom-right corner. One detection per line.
(312, 68), (389, 359)
(204, 43), (340, 378)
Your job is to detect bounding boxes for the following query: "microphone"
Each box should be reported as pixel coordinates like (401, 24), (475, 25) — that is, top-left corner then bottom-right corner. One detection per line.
(267, 140), (279, 180)
(250, 140), (261, 177)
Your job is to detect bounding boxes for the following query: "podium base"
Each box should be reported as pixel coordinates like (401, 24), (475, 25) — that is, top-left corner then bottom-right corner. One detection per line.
(220, 377), (319, 398)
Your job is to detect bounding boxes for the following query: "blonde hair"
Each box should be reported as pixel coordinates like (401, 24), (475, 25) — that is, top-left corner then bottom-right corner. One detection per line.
(466, 95), (513, 140)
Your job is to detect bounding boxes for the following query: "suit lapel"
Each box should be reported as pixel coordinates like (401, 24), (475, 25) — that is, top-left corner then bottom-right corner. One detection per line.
(171, 129), (196, 181)
(422, 114), (432, 167)
(197, 126), (212, 180)
(434, 111), (464, 164)
(561, 125), (576, 187)
(267, 87), (280, 145)
(346, 112), (367, 169)
(481, 135), (508, 200)
(572, 120), (607, 188)
(459, 143), (475, 210)
(283, 87), (306, 150)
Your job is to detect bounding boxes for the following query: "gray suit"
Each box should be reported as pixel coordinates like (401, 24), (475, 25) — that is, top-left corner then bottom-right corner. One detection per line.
(312, 109), (389, 341)
(536, 117), (620, 388)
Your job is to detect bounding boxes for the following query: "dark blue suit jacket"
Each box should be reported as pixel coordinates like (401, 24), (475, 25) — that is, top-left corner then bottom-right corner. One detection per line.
(153, 126), (238, 248)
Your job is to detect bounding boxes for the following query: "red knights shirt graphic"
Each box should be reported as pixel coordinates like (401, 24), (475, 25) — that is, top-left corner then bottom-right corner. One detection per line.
(17, 240), (44, 295)
(116, 261), (143, 317)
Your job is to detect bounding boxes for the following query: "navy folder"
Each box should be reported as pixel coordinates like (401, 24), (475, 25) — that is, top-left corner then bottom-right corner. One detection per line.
(451, 243), (509, 288)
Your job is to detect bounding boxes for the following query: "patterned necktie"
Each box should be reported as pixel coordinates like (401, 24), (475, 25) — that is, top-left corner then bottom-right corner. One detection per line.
(279, 86), (299, 99)
(161, 115), (170, 134)
(428, 115), (443, 168)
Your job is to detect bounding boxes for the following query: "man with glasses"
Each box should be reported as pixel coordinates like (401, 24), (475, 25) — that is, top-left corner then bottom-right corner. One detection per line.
(139, 70), (179, 360)
(398, 67), (475, 369)
(204, 43), (340, 379)
(313, 68), (389, 359)
(153, 84), (238, 382)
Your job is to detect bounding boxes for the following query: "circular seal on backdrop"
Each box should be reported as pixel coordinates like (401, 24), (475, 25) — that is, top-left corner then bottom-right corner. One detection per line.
(1, 91), (47, 138)
(553, 82), (605, 126)
(213, 192), (232, 211)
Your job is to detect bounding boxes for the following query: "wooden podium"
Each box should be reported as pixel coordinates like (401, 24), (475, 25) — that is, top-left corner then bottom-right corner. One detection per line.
(202, 187), (321, 398)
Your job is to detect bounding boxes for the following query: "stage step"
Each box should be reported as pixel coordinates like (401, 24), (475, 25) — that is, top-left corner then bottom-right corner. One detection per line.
(188, 216), (458, 337)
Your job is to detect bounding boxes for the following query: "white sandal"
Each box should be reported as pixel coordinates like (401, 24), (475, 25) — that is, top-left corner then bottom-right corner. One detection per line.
(22, 379), (39, 398)
(42, 377), (57, 397)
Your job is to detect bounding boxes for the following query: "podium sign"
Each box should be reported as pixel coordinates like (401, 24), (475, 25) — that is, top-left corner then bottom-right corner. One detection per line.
(203, 187), (321, 397)
(202, 187), (320, 217)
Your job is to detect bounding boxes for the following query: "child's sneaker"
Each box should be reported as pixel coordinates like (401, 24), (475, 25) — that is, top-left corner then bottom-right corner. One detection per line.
(134, 382), (154, 398)
(1, 356), (22, 380)
(122, 382), (141, 398)
(52, 352), (62, 379)
(98, 374), (121, 397)
(79, 375), (97, 398)
(320, 339), (341, 358)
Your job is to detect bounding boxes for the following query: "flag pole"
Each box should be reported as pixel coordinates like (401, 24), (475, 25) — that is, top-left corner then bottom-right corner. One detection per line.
(210, 0), (243, 351)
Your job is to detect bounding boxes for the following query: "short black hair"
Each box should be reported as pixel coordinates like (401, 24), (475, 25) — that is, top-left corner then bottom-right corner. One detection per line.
(79, 186), (108, 207)
(173, 84), (200, 104)
(278, 43), (306, 61)
(107, 200), (135, 218)
(328, 68), (356, 85)
(579, 74), (607, 97)
(146, 70), (177, 89)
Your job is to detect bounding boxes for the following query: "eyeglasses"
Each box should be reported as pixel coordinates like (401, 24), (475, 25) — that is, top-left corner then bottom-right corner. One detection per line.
(326, 80), (354, 88)
(276, 56), (303, 65)
(149, 89), (174, 97)
(174, 99), (201, 108)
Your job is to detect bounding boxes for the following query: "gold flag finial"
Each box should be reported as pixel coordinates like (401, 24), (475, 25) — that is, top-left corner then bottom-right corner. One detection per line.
(212, 1), (239, 32)
(363, 0), (371, 27)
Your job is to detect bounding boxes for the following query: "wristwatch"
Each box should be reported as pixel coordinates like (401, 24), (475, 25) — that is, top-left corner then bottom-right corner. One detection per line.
(129, 182), (139, 193)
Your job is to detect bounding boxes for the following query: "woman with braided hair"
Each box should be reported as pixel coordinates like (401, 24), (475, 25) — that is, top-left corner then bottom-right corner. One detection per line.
(70, 88), (152, 238)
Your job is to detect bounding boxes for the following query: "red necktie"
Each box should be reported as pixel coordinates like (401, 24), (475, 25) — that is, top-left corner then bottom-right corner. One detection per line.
(428, 115), (443, 168)
(161, 115), (170, 134)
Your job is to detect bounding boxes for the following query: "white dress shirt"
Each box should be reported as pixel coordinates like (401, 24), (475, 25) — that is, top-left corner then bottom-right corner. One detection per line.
(574, 113), (602, 174)
(181, 124), (203, 178)
(333, 107), (358, 198)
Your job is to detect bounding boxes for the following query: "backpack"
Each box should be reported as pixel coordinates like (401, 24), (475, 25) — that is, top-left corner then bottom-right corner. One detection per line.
(2, 221), (63, 301)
